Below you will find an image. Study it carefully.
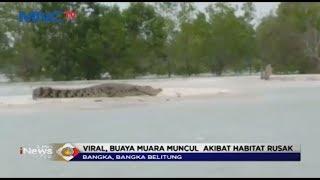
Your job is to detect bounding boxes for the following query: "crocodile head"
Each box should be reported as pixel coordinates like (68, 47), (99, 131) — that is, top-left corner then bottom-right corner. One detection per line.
(138, 86), (162, 96)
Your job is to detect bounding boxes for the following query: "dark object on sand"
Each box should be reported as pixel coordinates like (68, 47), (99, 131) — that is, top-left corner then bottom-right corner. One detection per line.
(260, 64), (273, 80)
(33, 83), (162, 99)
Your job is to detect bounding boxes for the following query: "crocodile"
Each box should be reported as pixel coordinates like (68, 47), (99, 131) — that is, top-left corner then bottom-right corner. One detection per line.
(33, 83), (162, 99)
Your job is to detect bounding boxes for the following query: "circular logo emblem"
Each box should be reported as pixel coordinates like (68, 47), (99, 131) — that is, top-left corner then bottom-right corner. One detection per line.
(61, 147), (74, 157)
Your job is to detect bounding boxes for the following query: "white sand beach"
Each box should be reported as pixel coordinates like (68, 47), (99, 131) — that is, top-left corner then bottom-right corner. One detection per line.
(1, 74), (319, 107)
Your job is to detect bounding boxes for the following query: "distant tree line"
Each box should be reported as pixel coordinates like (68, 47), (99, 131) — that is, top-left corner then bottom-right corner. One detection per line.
(0, 2), (320, 81)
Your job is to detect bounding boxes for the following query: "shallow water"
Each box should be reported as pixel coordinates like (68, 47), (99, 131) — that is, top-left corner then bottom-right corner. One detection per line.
(0, 77), (320, 177)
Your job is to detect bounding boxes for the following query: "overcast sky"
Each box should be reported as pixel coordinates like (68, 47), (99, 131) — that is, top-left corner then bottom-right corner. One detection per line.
(103, 2), (280, 25)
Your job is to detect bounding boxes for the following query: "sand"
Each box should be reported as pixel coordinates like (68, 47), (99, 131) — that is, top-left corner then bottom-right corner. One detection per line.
(0, 74), (320, 109)
(0, 74), (319, 107)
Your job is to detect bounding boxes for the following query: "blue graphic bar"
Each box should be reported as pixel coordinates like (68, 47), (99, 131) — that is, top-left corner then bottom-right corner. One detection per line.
(71, 152), (301, 161)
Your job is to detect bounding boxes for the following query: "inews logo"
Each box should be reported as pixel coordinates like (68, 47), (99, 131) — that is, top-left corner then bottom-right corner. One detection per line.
(18, 10), (77, 23)
(20, 145), (53, 159)
(20, 143), (79, 161)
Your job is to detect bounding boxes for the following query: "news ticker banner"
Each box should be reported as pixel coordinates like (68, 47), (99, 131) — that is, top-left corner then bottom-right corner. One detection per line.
(20, 143), (301, 161)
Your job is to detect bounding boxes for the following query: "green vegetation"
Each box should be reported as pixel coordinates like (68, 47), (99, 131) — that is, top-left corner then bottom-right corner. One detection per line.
(1, 2), (320, 81)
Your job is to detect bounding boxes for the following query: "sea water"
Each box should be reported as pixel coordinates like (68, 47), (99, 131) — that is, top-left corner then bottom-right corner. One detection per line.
(0, 77), (320, 177)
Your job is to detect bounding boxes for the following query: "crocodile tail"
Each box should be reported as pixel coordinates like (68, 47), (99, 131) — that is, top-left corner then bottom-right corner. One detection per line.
(33, 87), (53, 99)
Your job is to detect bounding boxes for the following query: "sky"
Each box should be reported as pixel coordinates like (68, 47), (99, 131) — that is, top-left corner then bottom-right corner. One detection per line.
(103, 2), (280, 25)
